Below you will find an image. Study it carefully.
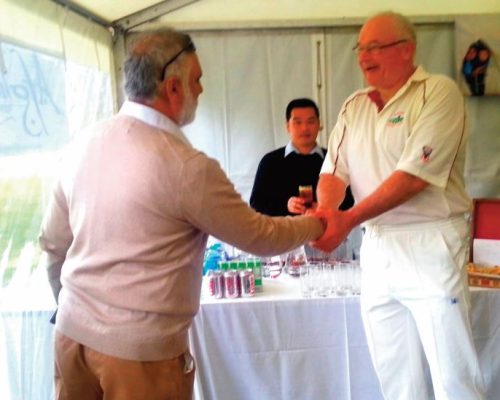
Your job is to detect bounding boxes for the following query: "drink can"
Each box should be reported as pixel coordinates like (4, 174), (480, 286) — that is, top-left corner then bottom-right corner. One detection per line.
(229, 261), (241, 295)
(239, 269), (255, 297)
(248, 259), (263, 292)
(224, 270), (240, 298)
(207, 270), (224, 299)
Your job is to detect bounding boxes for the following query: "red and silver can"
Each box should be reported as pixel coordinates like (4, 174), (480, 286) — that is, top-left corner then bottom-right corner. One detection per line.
(207, 270), (224, 299)
(224, 270), (240, 298)
(240, 269), (255, 297)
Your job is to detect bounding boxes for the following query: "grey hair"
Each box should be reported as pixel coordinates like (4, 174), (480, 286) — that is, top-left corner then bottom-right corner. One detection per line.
(371, 11), (416, 44)
(123, 29), (195, 100)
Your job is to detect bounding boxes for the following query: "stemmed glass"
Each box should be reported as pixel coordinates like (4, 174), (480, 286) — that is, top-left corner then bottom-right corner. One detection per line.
(285, 246), (307, 277)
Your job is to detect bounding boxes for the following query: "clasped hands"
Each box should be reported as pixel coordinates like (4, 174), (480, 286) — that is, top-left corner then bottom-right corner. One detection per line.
(306, 207), (353, 253)
(287, 196), (353, 253)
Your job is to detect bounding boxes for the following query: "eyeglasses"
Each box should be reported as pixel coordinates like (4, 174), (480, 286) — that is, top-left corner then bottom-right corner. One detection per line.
(352, 39), (409, 55)
(160, 40), (196, 80)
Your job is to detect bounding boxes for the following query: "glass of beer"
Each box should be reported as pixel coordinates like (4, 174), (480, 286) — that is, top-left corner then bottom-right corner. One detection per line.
(298, 185), (313, 208)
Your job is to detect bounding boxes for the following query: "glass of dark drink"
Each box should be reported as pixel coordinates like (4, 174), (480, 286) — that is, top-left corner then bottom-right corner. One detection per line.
(298, 185), (313, 208)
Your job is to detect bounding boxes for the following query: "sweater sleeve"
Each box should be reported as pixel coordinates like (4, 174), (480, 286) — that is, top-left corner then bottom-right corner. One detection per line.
(180, 154), (324, 256)
(38, 180), (73, 302)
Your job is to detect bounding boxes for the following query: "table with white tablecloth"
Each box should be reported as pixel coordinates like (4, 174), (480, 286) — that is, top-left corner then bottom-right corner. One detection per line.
(190, 276), (500, 400)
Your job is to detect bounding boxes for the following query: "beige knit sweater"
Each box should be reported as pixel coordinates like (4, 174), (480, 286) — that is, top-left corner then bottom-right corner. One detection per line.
(39, 104), (323, 361)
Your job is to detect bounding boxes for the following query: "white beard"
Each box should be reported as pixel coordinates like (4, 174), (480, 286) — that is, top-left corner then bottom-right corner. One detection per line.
(178, 86), (197, 127)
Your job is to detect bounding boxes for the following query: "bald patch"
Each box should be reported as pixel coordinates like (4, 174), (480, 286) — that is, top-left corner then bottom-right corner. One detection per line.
(130, 35), (165, 56)
(365, 12), (416, 43)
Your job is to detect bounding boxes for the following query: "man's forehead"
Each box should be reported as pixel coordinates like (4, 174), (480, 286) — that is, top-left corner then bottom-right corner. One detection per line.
(290, 107), (317, 117)
(359, 17), (397, 42)
(188, 54), (202, 74)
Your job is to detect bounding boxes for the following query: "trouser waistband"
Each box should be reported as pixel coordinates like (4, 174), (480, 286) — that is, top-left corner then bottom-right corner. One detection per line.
(363, 215), (467, 236)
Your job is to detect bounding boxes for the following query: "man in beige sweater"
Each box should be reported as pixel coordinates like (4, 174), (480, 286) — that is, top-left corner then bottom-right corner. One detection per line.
(39, 29), (328, 400)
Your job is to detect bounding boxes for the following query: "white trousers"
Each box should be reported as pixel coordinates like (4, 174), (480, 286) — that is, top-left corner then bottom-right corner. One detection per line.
(360, 217), (485, 400)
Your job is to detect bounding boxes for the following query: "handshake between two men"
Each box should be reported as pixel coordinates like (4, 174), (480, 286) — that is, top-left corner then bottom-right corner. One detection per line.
(308, 207), (355, 254)
(302, 173), (359, 254)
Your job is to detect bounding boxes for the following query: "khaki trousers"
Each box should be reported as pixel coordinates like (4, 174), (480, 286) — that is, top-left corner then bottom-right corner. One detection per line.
(54, 331), (195, 400)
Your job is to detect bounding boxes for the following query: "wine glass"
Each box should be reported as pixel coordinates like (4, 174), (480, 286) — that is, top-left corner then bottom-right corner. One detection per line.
(285, 246), (307, 277)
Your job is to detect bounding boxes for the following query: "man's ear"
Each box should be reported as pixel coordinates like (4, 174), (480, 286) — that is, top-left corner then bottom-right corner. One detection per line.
(164, 76), (183, 100)
(402, 42), (416, 62)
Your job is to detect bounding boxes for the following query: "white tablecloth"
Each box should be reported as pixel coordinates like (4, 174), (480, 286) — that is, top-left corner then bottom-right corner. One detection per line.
(1, 278), (498, 399)
(190, 276), (500, 400)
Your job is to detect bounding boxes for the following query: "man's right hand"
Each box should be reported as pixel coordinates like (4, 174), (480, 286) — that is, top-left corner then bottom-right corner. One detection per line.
(310, 208), (354, 253)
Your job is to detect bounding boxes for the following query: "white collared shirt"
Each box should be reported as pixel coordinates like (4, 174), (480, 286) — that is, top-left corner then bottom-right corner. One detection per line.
(284, 142), (324, 158)
(119, 100), (190, 145)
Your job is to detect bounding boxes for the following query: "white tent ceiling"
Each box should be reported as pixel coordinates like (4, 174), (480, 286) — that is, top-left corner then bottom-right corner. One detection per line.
(71, 0), (162, 21)
(72, 0), (160, 22)
(61, 0), (500, 31)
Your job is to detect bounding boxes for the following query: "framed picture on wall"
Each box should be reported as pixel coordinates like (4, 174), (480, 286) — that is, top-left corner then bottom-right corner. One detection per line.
(455, 14), (500, 96)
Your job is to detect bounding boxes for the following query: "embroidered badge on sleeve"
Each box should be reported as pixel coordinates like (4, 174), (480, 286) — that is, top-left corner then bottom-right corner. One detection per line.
(421, 146), (433, 162)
